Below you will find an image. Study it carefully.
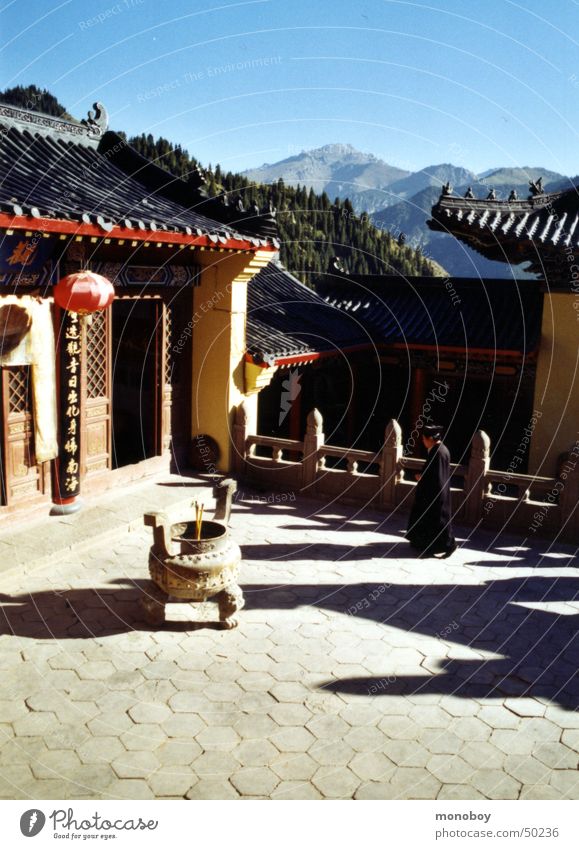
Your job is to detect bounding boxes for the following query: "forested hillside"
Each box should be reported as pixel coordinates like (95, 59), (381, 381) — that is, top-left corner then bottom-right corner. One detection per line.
(0, 85), (443, 280)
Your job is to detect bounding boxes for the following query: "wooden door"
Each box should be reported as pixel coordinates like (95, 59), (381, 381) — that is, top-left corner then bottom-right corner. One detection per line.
(0, 366), (46, 504)
(81, 309), (112, 477)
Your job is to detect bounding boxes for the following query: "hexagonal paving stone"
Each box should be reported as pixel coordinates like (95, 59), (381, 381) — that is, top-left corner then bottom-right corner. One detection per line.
(269, 703), (313, 727)
(437, 784), (486, 800)
(149, 767), (198, 797)
(550, 770), (579, 798)
(205, 661), (244, 683)
(77, 661), (116, 680)
(388, 767), (441, 800)
(234, 715), (278, 740)
(312, 765), (360, 799)
(120, 724), (167, 751)
(270, 726), (316, 753)
(344, 726), (386, 753)
(31, 750), (82, 780)
(235, 739), (278, 767)
(161, 714), (206, 739)
(349, 752), (396, 782)
(196, 727), (240, 752)
(272, 781), (323, 800)
(409, 705), (450, 728)
(354, 782), (400, 800)
(205, 683), (244, 703)
(470, 769), (521, 799)
(304, 714), (349, 741)
(504, 698), (545, 718)
(383, 740), (430, 768)
(503, 755), (552, 785)
(112, 750), (160, 779)
(451, 717), (491, 741)
(490, 730), (534, 756)
(534, 743), (579, 770)
(419, 730), (462, 755)
(186, 779), (239, 799)
(12, 712), (60, 737)
(438, 696), (479, 718)
(230, 767), (279, 796)
(308, 739), (356, 767)
(77, 737), (125, 765)
(45, 724), (91, 751)
(192, 751), (239, 778)
(478, 706), (520, 730)
(168, 692), (206, 713)
(339, 703), (382, 727)
(271, 753), (318, 781)
(156, 739), (202, 766)
(378, 716), (420, 739)
(237, 672), (277, 693)
(128, 703), (172, 725)
(103, 779), (155, 799)
(87, 712), (134, 736)
(459, 742), (504, 770)
(427, 755), (474, 784)
(269, 682), (309, 703)
(519, 784), (561, 800)
(562, 730), (579, 752)
(518, 718), (560, 743)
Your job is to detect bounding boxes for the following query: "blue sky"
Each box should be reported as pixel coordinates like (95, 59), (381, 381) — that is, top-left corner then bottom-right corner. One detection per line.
(1, 0), (578, 176)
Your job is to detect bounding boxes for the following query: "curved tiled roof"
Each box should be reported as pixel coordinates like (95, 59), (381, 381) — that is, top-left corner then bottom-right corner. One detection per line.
(246, 262), (372, 364)
(0, 103), (277, 247)
(318, 274), (542, 355)
(428, 187), (579, 285)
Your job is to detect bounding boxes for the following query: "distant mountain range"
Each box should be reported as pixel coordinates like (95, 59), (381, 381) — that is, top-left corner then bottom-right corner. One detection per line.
(243, 146), (571, 278)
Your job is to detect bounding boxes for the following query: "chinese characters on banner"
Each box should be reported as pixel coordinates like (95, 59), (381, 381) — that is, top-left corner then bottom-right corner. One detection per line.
(56, 310), (81, 500)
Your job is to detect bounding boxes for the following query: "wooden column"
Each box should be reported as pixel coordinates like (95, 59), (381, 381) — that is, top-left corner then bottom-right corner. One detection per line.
(51, 309), (82, 514)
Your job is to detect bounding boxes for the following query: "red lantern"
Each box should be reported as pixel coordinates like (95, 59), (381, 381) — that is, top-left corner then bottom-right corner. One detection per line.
(53, 271), (115, 315)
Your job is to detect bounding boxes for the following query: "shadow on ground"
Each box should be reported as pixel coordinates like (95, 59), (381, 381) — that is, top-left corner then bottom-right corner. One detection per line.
(1, 571), (578, 709)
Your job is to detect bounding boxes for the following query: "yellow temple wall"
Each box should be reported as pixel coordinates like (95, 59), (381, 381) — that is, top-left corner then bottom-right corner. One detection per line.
(529, 292), (579, 475)
(191, 248), (273, 471)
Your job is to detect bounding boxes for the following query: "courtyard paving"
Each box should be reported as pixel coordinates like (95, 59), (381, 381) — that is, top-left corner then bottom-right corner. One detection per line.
(0, 485), (578, 800)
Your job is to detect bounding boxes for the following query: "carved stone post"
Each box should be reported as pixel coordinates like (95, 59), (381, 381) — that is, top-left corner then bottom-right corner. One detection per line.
(302, 408), (325, 492)
(559, 443), (579, 543)
(380, 419), (402, 509)
(232, 401), (249, 478)
(462, 430), (491, 524)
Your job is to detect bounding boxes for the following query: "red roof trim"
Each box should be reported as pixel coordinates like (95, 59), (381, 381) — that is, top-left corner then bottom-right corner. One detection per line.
(0, 212), (274, 253)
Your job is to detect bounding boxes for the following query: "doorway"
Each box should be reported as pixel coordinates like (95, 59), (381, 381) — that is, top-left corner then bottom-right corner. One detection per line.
(111, 299), (160, 469)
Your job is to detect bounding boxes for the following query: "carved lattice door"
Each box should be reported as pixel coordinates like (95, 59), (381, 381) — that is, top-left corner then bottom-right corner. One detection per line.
(0, 365), (46, 504)
(81, 309), (112, 476)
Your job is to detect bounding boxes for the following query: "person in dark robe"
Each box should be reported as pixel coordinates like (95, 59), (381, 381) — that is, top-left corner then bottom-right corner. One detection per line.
(406, 424), (457, 558)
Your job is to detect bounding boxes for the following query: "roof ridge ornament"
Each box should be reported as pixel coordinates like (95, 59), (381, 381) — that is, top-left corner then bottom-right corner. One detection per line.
(441, 181), (453, 197)
(81, 102), (108, 135)
(529, 176), (544, 197)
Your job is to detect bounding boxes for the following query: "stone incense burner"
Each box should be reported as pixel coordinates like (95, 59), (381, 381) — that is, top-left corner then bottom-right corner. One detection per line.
(141, 479), (244, 628)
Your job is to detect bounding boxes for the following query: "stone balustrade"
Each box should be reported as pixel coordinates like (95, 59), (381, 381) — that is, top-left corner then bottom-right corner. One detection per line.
(232, 402), (578, 542)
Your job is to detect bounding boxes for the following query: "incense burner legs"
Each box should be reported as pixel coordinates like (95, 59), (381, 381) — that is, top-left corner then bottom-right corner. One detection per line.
(141, 480), (244, 629)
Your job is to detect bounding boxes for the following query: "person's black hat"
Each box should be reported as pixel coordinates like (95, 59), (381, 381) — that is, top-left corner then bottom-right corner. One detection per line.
(423, 424), (443, 439)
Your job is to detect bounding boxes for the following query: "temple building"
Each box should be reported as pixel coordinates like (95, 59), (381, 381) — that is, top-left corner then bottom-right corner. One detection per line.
(429, 181), (579, 475)
(0, 101), (277, 519)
